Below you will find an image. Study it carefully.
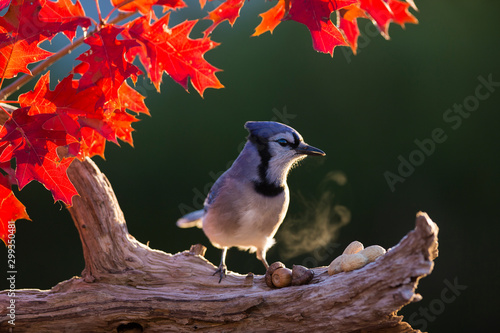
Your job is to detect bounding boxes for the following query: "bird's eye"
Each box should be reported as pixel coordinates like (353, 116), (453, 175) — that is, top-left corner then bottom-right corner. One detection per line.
(276, 139), (289, 147)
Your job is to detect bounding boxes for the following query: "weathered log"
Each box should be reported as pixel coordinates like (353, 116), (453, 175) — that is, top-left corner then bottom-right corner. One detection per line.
(0, 158), (438, 332)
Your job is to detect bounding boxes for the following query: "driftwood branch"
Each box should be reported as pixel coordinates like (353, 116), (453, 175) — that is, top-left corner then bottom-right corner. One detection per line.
(0, 158), (439, 332)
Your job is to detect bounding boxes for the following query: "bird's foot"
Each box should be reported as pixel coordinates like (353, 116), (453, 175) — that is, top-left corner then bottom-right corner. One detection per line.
(213, 263), (227, 283)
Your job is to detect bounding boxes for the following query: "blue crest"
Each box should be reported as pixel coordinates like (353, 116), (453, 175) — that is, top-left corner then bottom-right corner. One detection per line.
(244, 121), (300, 140)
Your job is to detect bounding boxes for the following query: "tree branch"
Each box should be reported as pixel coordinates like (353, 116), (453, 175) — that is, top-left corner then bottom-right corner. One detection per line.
(0, 158), (439, 332)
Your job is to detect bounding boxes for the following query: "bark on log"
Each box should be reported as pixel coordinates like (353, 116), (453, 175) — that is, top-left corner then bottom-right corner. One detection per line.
(0, 158), (439, 333)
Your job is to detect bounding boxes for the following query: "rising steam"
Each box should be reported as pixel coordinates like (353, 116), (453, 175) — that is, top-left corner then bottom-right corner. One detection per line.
(277, 170), (351, 261)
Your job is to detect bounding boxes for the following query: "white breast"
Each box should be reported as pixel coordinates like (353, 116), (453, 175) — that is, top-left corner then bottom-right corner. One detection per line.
(202, 182), (289, 254)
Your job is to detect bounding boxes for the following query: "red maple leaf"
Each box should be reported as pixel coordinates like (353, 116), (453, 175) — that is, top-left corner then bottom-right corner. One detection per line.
(387, 0), (418, 27)
(0, 107), (79, 205)
(203, 0), (246, 36)
(78, 127), (106, 160)
(337, 4), (368, 54)
(358, 0), (417, 38)
(18, 72), (100, 117)
(117, 81), (150, 116)
(0, 172), (30, 246)
(253, 0), (286, 36)
(18, 73), (90, 157)
(284, 0), (358, 56)
(112, 0), (186, 15)
(0, 0), (90, 43)
(107, 109), (139, 146)
(0, 37), (52, 79)
(18, 72), (144, 159)
(0, 0), (90, 79)
(38, 0), (90, 41)
(75, 25), (141, 108)
(124, 13), (223, 96)
(405, 0), (417, 11)
(359, 0), (393, 38)
(18, 72), (102, 151)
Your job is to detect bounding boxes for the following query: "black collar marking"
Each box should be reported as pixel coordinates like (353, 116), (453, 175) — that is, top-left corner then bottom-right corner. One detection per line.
(249, 134), (285, 197)
(253, 181), (285, 197)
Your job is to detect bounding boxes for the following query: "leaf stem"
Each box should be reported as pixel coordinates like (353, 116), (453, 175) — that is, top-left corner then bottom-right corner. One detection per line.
(104, 0), (138, 23)
(0, 11), (136, 102)
(95, 0), (103, 24)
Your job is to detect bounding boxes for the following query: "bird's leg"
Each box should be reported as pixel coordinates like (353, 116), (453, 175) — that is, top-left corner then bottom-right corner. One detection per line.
(213, 247), (228, 283)
(256, 249), (269, 270)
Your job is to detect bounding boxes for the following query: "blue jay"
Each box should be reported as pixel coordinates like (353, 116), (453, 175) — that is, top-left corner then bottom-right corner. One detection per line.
(177, 121), (325, 281)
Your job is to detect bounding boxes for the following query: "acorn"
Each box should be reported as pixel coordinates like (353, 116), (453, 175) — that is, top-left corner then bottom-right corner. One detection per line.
(265, 262), (286, 288)
(272, 267), (293, 288)
(291, 264), (314, 286)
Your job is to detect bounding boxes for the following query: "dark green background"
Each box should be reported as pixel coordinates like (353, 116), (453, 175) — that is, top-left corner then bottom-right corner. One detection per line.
(3, 0), (499, 331)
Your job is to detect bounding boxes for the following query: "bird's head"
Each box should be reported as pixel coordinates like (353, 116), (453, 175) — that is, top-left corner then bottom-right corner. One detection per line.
(244, 121), (325, 185)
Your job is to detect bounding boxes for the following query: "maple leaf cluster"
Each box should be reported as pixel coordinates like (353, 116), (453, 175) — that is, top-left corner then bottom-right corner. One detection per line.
(254, 0), (418, 55)
(0, 0), (418, 245)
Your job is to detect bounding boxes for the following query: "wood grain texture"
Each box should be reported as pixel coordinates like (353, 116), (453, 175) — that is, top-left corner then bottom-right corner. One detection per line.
(0, 158), (438, 332)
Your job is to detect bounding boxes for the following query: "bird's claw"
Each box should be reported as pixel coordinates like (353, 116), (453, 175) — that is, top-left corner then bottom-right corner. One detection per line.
(213, 264), (227, 283)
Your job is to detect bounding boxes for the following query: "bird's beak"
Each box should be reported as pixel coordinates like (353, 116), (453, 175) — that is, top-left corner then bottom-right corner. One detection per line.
(295, 143), (326, 156)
